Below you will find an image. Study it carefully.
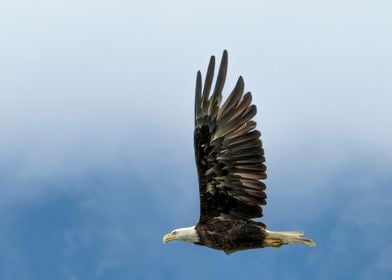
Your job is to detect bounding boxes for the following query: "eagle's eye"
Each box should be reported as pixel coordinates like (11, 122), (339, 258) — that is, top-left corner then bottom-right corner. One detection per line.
(173, 231), (177, 235)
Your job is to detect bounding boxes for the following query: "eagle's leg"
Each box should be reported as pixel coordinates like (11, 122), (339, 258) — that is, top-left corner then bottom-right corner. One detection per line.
(263, 238), (283, 248)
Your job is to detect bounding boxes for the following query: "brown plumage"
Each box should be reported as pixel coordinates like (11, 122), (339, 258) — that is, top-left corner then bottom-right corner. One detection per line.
(194, 50), (267, 224)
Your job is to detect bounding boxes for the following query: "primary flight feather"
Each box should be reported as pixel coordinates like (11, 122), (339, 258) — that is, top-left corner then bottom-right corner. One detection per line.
(163, 50), (315, 254)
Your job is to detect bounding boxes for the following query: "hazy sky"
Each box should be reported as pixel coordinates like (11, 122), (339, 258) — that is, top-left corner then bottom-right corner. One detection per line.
(1, 1), (391, 279)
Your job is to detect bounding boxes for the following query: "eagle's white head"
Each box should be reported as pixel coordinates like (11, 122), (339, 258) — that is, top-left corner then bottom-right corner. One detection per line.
(163, 226), (200, 244)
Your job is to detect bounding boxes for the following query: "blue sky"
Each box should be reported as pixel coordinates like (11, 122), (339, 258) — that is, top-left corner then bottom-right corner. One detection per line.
(1, 0), (391, 279)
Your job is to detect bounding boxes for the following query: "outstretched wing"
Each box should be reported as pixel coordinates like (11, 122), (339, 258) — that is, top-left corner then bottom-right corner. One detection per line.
(194, 50), (267, 223)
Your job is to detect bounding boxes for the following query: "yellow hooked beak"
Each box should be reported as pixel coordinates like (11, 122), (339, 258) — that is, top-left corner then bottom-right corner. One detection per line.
(163, 233), (175, 244)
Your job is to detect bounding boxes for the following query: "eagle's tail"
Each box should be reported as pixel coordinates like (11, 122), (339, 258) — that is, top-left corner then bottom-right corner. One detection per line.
(263, 230), (316, 247)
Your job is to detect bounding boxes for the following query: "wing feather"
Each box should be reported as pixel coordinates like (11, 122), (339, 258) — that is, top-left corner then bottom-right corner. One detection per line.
(201, 56), (215, 116)
(194, 71), (202, 124)
(209, 50), (227, 116)
(194, 51), (267, 223)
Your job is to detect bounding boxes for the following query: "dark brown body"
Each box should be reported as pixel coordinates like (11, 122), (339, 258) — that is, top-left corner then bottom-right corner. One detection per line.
(195, 218), (266, 254)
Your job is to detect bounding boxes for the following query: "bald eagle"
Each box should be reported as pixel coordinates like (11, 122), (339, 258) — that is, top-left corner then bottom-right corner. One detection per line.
(163, 51), (316, 254)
